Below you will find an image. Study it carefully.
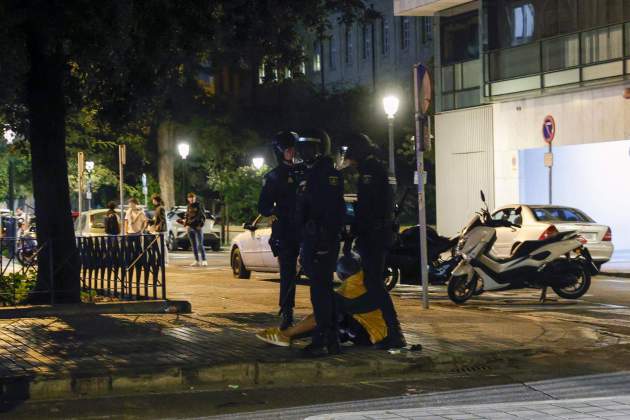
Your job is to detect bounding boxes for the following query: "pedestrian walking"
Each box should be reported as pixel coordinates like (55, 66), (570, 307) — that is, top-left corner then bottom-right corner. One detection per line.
(258, 131), (303, 330)
(149, 194), (169, 265)
(341, 132), (407, 349)
(104, 201), (121, 236)
(295, 129), (346, 357)
(184, 192), (207, 267)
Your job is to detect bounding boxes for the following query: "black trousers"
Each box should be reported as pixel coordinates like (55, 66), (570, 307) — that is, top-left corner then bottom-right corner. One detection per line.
(277, 242), (299, 313)
(356, 230), (400, 334)
(302, 240), (340, 341)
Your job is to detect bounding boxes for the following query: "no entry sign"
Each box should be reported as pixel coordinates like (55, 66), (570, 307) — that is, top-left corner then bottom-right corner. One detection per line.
(543, 115), (556, 143)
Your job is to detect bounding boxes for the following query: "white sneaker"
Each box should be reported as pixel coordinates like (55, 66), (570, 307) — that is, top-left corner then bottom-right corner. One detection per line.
(190, 261), (200, 267)
(201, 261), (208, 267)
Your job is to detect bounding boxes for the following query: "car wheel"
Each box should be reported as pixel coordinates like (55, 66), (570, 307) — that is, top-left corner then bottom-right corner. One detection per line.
(167, 233), (177, 252)
(231, 247), (251, 279)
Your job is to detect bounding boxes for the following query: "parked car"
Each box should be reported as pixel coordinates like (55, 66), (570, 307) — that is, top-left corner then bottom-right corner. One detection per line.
(230, 196), (357, 279)
(75, 209), (122, 236)
(491, 205), (613, 269)
(166, 206), (221, 252)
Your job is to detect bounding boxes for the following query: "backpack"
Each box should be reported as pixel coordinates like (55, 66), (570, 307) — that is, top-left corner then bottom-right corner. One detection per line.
(105, 212), (120, 235)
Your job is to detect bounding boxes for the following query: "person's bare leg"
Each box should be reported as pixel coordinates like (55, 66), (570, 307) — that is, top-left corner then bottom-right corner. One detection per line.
(282, 314), (316, 338)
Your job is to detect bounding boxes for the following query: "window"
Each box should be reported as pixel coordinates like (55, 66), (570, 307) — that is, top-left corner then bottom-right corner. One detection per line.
(362, 24), (371, 60)
(329, 35), (337, 70)
(381, 18), (390, 55)
(492, 208), (520, 224)
(513, 4), (535, 43)
(401, 17), (410, 50)
(441, 11), (479, 65)
(313, 41), (321, 72)
(345, 25), (353, 64)
(532, 207), (593, 223)
(258, 62), (266, 84)
(422, 17), (433, 43)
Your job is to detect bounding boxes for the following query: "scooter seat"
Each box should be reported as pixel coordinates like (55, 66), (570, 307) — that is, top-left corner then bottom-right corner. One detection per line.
(510, 234), (570, 259)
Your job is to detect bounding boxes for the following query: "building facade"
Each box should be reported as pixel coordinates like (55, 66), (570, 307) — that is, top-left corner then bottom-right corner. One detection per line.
(305, 0), (434, 95)
(397, 0), (630, 254)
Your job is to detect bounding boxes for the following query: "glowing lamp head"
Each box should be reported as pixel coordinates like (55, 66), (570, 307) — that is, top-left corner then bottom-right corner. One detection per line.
(3, 128), (16, 145)
(383, 95), (400, 119)
(85, 161), (95, 172)
(177, 142), (190, 160)
(252, 157), (265, 170)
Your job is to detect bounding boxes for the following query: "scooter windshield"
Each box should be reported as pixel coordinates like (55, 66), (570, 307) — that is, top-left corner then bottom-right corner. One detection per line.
(460, 226), (496, 259)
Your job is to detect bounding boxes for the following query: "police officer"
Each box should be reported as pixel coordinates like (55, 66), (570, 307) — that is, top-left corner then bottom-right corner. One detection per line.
(341, 133), (406, 349)
(258, 131), (302, 330)
(295, 129), (346, 357)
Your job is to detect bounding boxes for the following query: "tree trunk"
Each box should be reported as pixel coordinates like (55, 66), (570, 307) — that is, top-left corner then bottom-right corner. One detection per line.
(26, 16), (80, 303)
(157, 120), (175, 209)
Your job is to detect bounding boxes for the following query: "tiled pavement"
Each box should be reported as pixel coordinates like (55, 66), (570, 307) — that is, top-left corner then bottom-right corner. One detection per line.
(307, 397), (630, 420)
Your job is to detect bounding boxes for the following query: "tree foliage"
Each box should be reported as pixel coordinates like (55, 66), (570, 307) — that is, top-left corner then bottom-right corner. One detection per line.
(208, 165), (266, 224)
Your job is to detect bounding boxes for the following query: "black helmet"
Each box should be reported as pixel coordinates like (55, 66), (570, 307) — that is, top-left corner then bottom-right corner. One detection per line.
(271, 131), (298, 164)
(336, 252), (362, 281)
(342, 132), (377, 162)
(295, 129), (331, 165)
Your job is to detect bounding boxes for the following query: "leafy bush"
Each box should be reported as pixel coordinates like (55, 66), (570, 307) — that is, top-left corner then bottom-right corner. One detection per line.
(0, 271), (36, 306)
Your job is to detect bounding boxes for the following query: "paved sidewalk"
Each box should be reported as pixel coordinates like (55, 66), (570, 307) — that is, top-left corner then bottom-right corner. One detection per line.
(307, 396), (630, 419)
(0, 264), (628, 400)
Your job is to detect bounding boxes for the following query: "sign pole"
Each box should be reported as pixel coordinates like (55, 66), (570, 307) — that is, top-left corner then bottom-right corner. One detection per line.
(548, 142), (552, 205)
(119, 144), (126, 235)
(77, 152), (84, 230)
(543, 115), (555, 205)
(413, 63), (432, 310)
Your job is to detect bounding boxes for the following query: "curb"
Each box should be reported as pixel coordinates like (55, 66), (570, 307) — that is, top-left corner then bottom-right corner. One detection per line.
(0, 300), (192, 319)
(601, 271), (630, 279)
(0, 347), (539, 402)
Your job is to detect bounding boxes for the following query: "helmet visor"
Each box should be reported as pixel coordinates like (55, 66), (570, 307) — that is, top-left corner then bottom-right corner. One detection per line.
(295, 138), (322, 163)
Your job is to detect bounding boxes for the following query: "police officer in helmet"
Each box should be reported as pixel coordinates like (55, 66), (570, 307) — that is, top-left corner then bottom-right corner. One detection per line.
(258, 131), (302, 330)
(341, 132), (406, 349)
(295, 129), (346, 357)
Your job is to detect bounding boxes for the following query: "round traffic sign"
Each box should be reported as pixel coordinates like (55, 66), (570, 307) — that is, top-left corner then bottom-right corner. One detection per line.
(543, 115), (555, 143)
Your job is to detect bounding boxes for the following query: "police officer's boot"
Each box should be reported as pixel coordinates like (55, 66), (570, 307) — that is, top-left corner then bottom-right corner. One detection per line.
(279, 308), (294, 331)
(375, 321), (407, 350)
(326, 330), (341, 356)
(302, 332), (328, 358)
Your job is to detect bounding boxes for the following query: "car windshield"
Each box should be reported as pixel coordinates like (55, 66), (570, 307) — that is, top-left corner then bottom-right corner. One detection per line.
(531, 207), (594, 223)
(92, 213), (106, 228)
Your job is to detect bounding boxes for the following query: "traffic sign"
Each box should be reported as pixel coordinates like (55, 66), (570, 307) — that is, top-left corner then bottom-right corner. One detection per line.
(543, 115), (555, 143)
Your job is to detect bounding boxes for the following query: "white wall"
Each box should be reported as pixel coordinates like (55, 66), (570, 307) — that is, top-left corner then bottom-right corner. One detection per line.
(493, 84), (630, 208)
(520, 140), (630, 251)
(435, 105), (494, 236)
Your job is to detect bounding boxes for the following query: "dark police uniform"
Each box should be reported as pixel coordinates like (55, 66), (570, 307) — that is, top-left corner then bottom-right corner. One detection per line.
(354, 156), (401, 338)
(296, 156), (345, 342)
(258, 162), (302, 318)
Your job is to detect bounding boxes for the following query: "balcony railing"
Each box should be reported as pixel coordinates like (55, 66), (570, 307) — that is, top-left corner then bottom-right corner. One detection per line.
(484, 22), (630, 97)
(441, 58), (481, 111)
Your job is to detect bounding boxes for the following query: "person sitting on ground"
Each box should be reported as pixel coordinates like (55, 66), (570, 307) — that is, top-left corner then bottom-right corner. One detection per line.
(256, 253), (402, 348)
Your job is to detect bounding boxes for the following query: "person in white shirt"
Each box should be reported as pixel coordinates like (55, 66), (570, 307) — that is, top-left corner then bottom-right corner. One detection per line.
(124, 198), (147, 235)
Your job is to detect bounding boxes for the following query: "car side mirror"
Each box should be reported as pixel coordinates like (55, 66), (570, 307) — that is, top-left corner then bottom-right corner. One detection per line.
(243, 223), (256, 231)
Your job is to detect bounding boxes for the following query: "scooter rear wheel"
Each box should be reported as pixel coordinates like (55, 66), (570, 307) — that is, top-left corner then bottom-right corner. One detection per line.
(552, 261), (591, 299)
(448, 274), (477, 304)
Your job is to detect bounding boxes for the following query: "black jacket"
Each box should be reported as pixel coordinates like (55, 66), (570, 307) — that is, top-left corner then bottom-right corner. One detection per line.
(185, 201), (205, 229)
(258, 163), (302, 241)
(296, 156), (345, 246)
(355, 156), (394, 235)
(153, 205), (167, 232)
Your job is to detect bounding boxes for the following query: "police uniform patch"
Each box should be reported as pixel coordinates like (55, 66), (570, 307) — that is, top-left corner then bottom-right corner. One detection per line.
(328, 176), (339, 186)
(361, 175), (372, 184)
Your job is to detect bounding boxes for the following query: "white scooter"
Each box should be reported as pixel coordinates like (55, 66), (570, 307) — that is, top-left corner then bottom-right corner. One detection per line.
(447, 191), (598, 304)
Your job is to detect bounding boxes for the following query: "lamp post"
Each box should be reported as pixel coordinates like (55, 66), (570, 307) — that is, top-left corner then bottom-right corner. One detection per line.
(252, 157), (265, 170)
(85, 161), (94, 212)
(383, 95), (399, 190)
(177, 142), (190, 201)
(3, 128), (16, 213)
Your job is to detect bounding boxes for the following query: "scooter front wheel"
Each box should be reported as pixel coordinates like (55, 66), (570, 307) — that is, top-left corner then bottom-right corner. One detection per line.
(448, 274), (477, 304)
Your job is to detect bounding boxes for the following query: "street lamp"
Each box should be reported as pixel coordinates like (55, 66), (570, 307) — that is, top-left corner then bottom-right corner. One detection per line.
(3, 128), (16, 212)
(85, 161), (94, 212)
(252, 157), (265, 170)
(177, 142), (190, 160)
(177, 142), (190, 201)
(383, 95), (399, 189)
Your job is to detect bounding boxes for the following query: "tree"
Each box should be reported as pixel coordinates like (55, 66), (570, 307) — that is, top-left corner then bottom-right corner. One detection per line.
(0, 0), (368, 303)
(208, 166), (266, 225)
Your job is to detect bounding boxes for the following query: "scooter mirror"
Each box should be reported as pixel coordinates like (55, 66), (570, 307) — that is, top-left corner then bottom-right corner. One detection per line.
(480, 190), (486, 203)
(515, 206), (522, 215)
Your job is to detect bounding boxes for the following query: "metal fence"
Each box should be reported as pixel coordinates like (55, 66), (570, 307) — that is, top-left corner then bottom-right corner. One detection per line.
(0, 233), (166, 306)
(77, 234), (166, 300)
(0, 236), (50, 306)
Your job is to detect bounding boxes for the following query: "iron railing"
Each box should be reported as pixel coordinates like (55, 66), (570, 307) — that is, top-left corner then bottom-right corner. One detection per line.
(0, 236), (52, 306)
(77, 234), (166, 300)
